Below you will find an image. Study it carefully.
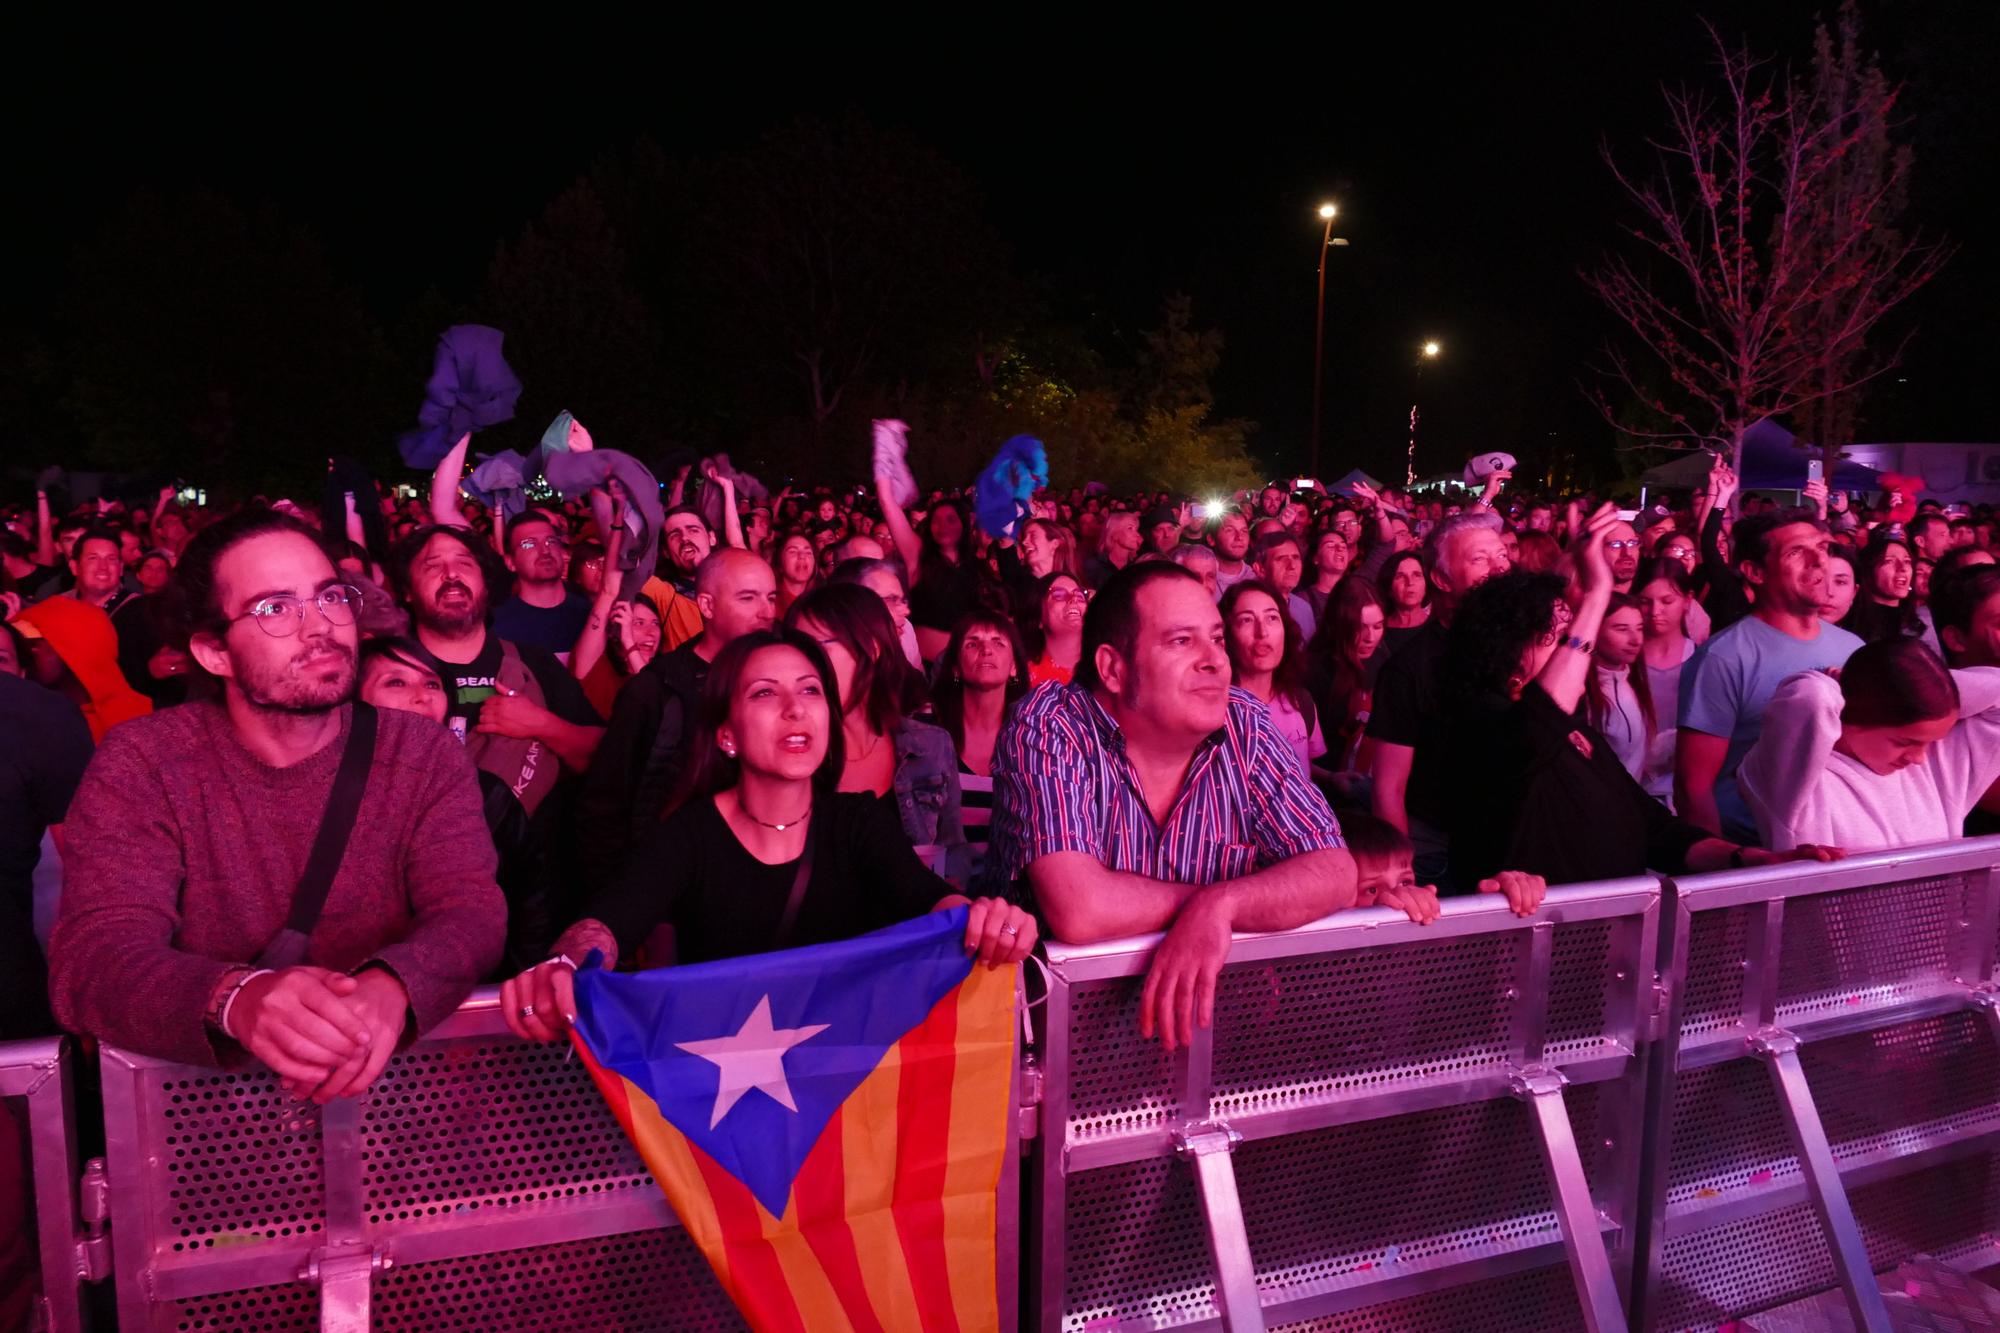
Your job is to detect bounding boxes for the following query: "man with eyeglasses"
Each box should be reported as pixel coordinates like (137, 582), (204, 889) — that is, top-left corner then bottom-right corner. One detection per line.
(47, 508), (503, 1098)
(490, 511), (592, 659)
(1603, 518), (1642, 593)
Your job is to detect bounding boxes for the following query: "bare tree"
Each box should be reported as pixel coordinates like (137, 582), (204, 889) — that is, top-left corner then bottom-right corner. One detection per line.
(1584, 13), (1950, 473)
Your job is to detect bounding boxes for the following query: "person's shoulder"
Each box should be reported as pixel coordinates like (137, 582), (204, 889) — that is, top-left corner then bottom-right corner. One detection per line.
(1819, 622), (1866, 655)
(97, 698), (210, 751)
(0, 673), (91, 745)
(894, 715), (955, 758)
(372, 705), (476, 772)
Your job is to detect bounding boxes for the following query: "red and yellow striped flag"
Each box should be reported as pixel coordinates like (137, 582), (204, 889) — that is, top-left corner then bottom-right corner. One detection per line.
(570, 907), (1017, 1332)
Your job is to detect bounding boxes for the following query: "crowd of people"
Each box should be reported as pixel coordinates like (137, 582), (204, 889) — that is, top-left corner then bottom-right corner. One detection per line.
(6, 426), (2000, 1100)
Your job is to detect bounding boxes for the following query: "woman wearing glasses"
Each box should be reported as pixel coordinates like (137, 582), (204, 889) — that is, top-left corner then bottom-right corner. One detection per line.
(1024, 572), (1089, 687)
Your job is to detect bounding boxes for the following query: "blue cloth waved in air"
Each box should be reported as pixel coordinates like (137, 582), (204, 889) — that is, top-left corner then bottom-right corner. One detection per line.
(973, 435), (1048, 541)
(396, 325), (523, 468)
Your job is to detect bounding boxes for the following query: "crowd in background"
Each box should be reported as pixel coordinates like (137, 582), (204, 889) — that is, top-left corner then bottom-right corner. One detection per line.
(6, 426), (2000, 1088)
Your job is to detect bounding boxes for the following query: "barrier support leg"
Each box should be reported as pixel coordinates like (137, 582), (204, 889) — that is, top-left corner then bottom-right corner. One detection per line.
(311, 1097), (379, 1333)
(1509, 1068), (1629, 1333)
(1749, 1030), (1891, 1333)
(1173, 1124), (1264, 1333)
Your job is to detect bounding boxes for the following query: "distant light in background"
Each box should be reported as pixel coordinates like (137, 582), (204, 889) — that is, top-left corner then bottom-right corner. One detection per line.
(1423, 340), (1442, 358)
(1318, 203), (1337, 220)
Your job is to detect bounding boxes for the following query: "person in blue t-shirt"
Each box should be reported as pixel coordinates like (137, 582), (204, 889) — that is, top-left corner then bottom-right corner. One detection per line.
(1678, 510), (1864, 842)
(490, 511), (592, 660)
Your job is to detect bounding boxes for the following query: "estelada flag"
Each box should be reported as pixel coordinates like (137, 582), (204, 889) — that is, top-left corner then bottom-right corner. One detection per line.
(569, 906), (1017, 1332)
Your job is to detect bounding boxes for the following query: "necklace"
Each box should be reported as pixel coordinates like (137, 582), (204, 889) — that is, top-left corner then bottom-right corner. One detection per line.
(739, 798), (812, 832)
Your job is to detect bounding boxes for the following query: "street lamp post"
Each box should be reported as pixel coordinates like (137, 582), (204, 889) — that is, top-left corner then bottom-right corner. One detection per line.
(1309, 203), (1340, 480)
(1406, 340), (1441, 488)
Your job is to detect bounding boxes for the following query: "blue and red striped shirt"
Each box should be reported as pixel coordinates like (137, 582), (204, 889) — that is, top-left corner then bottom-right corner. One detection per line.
(981, 683), (1345, 900)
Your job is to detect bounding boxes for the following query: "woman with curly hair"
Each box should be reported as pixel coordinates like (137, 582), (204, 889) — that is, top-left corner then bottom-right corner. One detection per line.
(1439, 506), (1842, 888)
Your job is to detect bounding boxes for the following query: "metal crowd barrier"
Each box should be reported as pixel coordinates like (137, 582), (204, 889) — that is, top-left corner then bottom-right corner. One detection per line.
(98, 992), (750, 1333)
(1033, 879), (1663, 1333)
(1, 1035), (96, 1333)
(1637, 837), (2000, 1333)
(8, 836), (2000, 1331)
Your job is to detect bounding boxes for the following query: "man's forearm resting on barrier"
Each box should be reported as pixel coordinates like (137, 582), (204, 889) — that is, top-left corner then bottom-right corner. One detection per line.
(1027, 847), (1355, 945)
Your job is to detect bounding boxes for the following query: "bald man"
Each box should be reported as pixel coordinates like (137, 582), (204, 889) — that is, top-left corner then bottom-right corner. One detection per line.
(577, 549), (777, 889)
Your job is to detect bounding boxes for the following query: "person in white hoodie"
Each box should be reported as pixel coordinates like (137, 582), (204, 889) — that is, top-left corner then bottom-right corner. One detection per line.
(1740, 638), (2000, 852)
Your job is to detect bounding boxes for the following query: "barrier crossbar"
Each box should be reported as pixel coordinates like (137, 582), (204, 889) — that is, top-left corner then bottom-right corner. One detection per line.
(1033, 879), (1662, 1333)
(1637, 835), (2000, 1333)
(1, 1035), (89, 1333)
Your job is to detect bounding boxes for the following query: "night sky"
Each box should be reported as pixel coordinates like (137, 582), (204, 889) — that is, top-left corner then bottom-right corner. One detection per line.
(9, 4), (1996, 485)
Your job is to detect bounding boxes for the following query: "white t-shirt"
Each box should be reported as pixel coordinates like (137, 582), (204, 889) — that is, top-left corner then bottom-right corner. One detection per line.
(1740, 667), (2000, 851)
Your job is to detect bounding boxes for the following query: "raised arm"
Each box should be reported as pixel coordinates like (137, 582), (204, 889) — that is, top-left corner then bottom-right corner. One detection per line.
(874, 472), (924, 580)
(705, 463), (746, 550)
(1536, 504), (1618, 714)
(428, 432), (472, 529)
(1736, 670), (1842, 849)
(35, 489), (56, 567)
(569, 504), (627, 681)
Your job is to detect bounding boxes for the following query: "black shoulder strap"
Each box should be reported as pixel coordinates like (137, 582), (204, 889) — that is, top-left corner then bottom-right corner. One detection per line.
(770, 812), (818, 952)
(284, 703), (379, 937)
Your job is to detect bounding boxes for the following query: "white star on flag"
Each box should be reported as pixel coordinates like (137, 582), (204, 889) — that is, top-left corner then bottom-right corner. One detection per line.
(676, 995), (831, 1129)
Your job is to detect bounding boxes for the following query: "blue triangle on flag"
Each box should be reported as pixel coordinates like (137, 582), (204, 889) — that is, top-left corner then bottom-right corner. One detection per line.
(573, 906), (975, 1216)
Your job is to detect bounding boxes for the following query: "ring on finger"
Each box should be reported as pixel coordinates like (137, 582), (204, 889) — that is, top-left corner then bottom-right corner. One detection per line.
(1002, 925), (1020, 937)
(519, 1004), (537, 1019)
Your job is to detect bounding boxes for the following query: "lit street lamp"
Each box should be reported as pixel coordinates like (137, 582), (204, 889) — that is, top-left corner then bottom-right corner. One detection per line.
(1407, 340), (1442, 487)
(1309, 202), (1347, 480)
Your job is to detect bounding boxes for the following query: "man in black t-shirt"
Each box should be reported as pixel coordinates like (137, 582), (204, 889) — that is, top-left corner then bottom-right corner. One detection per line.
(1367, 509), (1512, 892)
(393, 526), (604, 813)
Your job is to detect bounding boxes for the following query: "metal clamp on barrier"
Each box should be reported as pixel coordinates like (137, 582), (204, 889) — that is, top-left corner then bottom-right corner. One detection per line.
(1637, 836), (2000, 1333)
(1035, 879), (1660, 1332)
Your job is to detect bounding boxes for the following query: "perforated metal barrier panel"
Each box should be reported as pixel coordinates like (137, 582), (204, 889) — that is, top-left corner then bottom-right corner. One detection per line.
(1038, 881), (1661, 1333)
(98, 994), (749, 1333)
(1638, 839), (2000, 1333)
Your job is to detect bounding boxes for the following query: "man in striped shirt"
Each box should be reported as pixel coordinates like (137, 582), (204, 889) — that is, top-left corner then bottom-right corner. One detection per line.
(986, 562), (1356, 1048)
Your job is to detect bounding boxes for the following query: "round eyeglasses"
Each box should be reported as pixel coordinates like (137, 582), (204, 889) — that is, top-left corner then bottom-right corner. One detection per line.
(231, 584), (363, 637)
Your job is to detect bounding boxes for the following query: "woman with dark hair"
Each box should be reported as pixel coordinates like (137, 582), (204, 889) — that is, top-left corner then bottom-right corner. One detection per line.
(1636, 559), (1700, 807)
(1439, 506), (1841, 888)
(1585, 593), (1656, 789)
(1308, 577), (1387, 769)
(1221, 579), (1326, 773)
(500, 629), (1035, 1041)
(876, 471), (986, 663)
(1840, 534), (1923, 644)
(773, 532), (818, 618)
(930, 612), (1030, 877)
(1024, 571), (1088, 686)
(1740, 639), (2000, 851)
(785, 583), (971, 883)
(1376, 551), (1431, 661)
